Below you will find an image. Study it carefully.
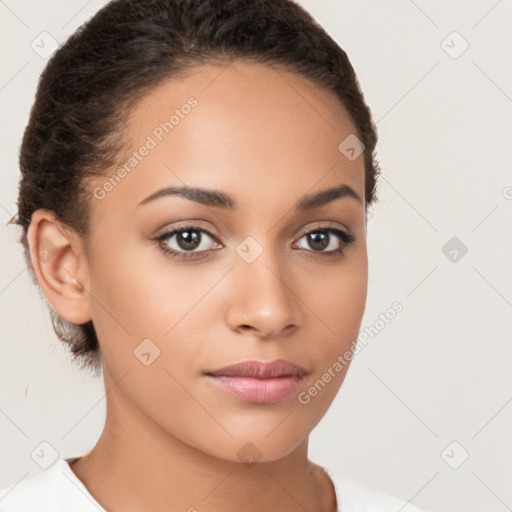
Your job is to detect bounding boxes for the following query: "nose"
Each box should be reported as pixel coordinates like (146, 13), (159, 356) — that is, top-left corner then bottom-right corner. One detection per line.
(225, 247), (302, 339)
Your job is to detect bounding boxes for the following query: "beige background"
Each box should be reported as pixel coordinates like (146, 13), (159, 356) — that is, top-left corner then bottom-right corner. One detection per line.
(1, 1), (511, 511)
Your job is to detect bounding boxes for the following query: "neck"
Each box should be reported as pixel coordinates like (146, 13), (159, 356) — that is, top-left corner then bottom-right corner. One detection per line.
(69, 369), (337, 512)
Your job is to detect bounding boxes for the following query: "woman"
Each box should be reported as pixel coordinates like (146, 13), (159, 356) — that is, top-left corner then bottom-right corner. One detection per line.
(0, 0), (427, 510)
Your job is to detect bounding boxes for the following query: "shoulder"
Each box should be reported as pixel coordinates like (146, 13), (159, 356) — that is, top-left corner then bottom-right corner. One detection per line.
(0, 459), (105, 512)
(323, 466), (428, 512)
(1, 460), (428, 512)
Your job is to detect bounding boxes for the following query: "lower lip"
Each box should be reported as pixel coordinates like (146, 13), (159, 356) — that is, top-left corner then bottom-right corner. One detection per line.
(206, 375), (304, 404)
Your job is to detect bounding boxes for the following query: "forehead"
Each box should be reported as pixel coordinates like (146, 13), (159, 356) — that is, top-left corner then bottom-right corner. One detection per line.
(90, 60), (365, 216)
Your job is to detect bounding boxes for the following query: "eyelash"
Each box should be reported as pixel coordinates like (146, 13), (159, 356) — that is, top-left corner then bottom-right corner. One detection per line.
(152, 224), (356, 260)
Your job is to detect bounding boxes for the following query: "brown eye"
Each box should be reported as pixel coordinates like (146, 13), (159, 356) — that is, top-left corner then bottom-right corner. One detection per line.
(294, 228), (355, 254)
(173, 230), (202, 251)
(154, 225), (222, 259)
(306, 231), (330, 251)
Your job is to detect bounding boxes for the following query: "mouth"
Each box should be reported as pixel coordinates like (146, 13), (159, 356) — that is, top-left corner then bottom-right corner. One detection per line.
(204, 359), (308, 404)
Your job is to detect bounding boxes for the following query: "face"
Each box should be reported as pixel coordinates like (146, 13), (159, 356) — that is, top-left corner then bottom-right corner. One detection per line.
(84, 60), (368, 463)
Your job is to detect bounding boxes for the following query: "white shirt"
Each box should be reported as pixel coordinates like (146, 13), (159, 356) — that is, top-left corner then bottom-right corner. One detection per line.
(0, 457), (426, 511)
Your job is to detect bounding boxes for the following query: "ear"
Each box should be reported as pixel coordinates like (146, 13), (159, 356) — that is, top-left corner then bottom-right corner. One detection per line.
(26, 209), (92, 324)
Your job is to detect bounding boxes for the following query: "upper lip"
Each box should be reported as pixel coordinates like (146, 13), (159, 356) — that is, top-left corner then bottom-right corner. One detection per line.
(206, 359), (307, 379)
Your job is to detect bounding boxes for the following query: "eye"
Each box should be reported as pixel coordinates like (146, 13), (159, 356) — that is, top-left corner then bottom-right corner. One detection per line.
(152, 223), (356, 261)
(153, 224), (222, 260)
(293, 227), (355, 255)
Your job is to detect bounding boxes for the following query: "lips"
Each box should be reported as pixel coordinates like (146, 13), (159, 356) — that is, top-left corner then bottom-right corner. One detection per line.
(206, 359), (307, 379)
(205, 359), (308, 404)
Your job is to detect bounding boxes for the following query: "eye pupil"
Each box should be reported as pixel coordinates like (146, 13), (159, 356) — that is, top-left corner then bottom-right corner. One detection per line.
(177, 230), (201, 250)
(308, 231), (329, 251)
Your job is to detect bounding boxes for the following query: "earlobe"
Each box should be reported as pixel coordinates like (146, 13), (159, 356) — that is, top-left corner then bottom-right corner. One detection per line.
(27, 209), (92, 325)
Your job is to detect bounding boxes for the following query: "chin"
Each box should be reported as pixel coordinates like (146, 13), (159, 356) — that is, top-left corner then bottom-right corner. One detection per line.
(188, 426), (309, 466)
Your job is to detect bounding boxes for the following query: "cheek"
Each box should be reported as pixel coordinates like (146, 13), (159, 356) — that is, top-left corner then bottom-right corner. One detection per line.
(85, 247), (221, 445)
(86, 236), (226, 383)
(86, 235), (194, 339)
(294, 258), (368, 424)
(308, 247), (368, 354)
(332, 264), (367, 344)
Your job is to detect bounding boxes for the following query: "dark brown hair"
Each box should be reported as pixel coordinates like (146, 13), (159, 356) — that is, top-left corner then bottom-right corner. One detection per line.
(12, 0), (380, 375)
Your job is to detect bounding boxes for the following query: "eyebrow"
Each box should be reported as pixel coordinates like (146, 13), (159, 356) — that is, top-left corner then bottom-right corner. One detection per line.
(137, 183), (362, 210)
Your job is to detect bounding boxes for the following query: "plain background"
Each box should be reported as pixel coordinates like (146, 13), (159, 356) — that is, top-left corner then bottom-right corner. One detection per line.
(1, 1), (511, 511)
